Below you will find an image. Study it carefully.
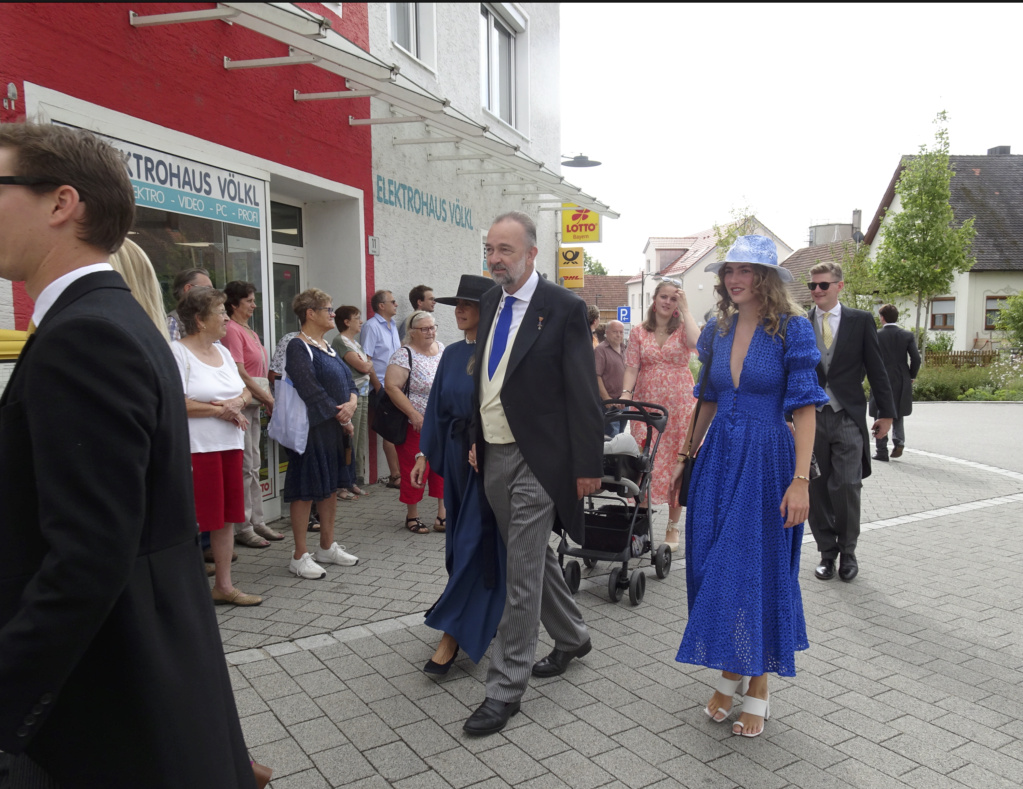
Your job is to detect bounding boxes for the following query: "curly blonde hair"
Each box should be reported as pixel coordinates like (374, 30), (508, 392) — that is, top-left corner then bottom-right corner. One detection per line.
(713, 264), (804, 337)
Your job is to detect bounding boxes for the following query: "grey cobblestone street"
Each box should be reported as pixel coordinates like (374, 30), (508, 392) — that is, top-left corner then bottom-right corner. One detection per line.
(220, 403), (1023, 788)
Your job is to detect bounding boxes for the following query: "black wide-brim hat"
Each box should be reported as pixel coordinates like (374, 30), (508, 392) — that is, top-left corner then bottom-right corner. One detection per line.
(435, 274), (498, 306)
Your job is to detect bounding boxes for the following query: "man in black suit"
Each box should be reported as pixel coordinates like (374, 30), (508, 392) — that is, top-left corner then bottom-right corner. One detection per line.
(464, 212), (604, 736)
(0, 124), (255, 787)
(869, 304), (921, 461)
(806, 261), (896, 583)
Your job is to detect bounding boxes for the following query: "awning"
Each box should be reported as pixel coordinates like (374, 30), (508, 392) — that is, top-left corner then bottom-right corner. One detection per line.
(128, 3), (619, 217)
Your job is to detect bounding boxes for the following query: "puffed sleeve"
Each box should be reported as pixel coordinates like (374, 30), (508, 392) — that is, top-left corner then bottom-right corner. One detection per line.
(693, 320), (719, 402)
(285, 339), (338, 426)
(783, 315), (829, 413)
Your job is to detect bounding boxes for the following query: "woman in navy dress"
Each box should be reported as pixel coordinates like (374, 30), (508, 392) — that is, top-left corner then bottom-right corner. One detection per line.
(670, 236), (828, 738)
(412, 275), (506, 672)
(283, 289), (361, 581)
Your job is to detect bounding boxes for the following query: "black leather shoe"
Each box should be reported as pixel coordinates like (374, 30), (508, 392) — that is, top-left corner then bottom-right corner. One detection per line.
(532, 638), (592, 678)
(839, 554), (858, 582)
(872, 452), (889, 462)
(815, 558), (836, 580)
(423, 647), (459, 676)
(463, 698), (520, 736)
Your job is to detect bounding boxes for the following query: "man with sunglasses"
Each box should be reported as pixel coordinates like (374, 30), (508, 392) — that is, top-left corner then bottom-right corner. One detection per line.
(0, 124), (255, 787)
(805, 262), (896, 583)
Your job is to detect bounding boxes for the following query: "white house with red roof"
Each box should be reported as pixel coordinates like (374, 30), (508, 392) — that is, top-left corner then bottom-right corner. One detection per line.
(629, 220), (793, 326)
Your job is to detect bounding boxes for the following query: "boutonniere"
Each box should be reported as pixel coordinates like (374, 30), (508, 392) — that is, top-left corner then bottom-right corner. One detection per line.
(537, 316), (544, 331)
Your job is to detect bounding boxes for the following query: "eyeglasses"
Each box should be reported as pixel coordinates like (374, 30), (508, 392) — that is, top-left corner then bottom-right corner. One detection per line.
(314, 307), (336, 315)
(412, 326), (436, 333)
(807, 282), (841, 291)
(0, 176), (61, 187)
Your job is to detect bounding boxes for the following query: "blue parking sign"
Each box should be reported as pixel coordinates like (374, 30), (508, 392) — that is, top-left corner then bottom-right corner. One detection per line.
(617, 306), (631, 323)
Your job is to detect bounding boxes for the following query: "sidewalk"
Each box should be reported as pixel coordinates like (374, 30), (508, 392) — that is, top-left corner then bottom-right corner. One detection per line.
(222, 404), (1023, 788)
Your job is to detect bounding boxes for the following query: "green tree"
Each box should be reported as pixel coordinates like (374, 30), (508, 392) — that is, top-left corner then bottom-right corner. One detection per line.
(712, 205), (758, 260)
(995, 292), (1023, 347)
(583, 250), (608, 276)
(874, 111), (976, 340)
(837, 240), (886, 312)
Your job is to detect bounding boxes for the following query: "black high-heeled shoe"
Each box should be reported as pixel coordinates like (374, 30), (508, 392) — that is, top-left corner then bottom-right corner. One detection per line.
(423, 647), (459, 676)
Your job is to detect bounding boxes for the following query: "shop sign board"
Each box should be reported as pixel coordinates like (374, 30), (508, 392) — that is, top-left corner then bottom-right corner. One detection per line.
(99, 134), (263, 228)
(558, 246), (584, 289)
(561, 204), (600, 243)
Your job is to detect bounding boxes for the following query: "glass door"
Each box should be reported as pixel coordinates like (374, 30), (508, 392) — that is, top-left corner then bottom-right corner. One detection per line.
(273, 262), (302, 341)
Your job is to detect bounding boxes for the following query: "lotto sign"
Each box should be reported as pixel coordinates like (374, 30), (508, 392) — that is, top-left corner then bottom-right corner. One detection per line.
(558, 247), (585, 289)
(561, 204), (601, 243)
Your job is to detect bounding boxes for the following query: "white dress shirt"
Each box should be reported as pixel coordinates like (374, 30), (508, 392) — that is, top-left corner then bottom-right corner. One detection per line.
(817, 301), (843, 342)
(31, 263), (112, 326)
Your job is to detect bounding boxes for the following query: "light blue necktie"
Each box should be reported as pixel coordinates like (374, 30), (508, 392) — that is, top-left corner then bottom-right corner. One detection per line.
(488, 295), (517, 380)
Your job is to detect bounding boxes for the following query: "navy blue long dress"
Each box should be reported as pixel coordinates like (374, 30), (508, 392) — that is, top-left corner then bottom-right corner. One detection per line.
(677, 316), (828, 677)
(420, 340), (507, 663)
(283, 338), (358, 502)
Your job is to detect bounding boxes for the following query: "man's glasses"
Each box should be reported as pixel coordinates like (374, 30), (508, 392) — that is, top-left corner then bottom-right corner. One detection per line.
(807, 282), (840, 291)
(0, 176), (60, 187)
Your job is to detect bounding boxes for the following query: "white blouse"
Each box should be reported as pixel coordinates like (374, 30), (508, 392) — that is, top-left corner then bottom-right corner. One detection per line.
(171, 342), (246, 454)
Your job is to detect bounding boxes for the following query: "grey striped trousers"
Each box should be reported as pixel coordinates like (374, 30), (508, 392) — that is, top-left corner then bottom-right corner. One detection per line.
(483, 443), (589, 702)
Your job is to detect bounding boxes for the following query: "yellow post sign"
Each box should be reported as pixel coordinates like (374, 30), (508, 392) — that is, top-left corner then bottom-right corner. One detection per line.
(561, 204), (601, 243)
(558, 247), (584, 289)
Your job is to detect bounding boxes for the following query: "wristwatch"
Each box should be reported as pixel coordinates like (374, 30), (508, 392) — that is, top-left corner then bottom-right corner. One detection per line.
(414, 452), (426, 461)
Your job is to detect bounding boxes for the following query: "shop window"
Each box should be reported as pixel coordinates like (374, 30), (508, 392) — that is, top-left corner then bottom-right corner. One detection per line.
(480, 4), (526, 128)
(985, 296), (1007, 330)
(271, 202), (303, 247)
(930, 298), (955, 330)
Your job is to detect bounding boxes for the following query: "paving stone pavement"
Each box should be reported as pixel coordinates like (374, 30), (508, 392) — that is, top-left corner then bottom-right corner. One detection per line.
(219, 403), (1023, 788)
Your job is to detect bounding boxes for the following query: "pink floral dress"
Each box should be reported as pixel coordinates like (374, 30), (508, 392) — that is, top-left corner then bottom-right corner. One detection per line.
(624, 325), (696, 505)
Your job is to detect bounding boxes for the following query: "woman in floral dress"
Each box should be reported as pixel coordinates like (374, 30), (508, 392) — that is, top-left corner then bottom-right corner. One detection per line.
(620, 279), (701, 550)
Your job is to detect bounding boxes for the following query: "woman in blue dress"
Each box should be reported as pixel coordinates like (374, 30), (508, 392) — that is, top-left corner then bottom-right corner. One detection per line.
(670, 236), (828, 738)
(412, 275), (506, 673)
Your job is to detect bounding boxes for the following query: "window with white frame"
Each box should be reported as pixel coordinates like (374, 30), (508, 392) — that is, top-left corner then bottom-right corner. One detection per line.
(390, 3), (435, 65)
(480, 3), (525, 128)
(986, 296), (1007, 330)
(930, 298), (955, 330)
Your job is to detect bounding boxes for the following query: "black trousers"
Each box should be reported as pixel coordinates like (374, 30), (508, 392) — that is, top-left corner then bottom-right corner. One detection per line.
(808, 405), (864, 559)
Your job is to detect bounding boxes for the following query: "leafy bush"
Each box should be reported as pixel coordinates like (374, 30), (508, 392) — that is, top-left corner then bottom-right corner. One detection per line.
(995, 293), (1023, 347)
(924, 331), (954, 354)
(912, 365), (993, 401)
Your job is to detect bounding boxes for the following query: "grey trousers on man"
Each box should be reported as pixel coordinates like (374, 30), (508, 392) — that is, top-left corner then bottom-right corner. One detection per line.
(809, 405), (864, 559)
(483, 443), (589, 703)
(876, 415), (905, 450)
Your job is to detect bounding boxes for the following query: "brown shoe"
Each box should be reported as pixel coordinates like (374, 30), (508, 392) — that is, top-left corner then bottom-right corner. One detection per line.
(212, 588), (263, 606)
(891, 445), (904, 458)
(252, 762), (273, 789)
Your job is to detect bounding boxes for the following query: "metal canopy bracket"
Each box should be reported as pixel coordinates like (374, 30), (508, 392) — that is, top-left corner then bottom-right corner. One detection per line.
(392, 136), (463, 146)
(349, 115), (425, 126)
(295, 89), (377, 101)
(427, 153), (490, 162)
(225, 53), (318, 69)
(129, 7), (239, 26)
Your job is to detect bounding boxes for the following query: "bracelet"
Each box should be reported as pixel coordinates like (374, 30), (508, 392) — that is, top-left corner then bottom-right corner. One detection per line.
(677, 452), (689, 462)
(792, 475), (810, 482)
(622, 389), (634, 394)
(414, 452), (426, 461)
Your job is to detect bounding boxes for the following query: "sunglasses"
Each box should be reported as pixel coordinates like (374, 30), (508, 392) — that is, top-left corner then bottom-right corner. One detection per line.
(807, 281), (840, 291)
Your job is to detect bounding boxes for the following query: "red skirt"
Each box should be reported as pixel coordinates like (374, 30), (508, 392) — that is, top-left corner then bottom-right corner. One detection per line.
(191, 449), (245, 532)
(396, 423), (443, 505)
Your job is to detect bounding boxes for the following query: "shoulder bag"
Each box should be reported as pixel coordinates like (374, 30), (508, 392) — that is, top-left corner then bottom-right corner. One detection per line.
(677, 341), (712, 507)
(267, 341), (314, 454)
(372, 347), (413, 445)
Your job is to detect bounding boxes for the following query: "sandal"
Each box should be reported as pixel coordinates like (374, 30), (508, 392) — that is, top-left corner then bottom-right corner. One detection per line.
(254, 523), (285, 541)
(733, 693), (770, 738)
(385, 475), (401, 489)
(235, 530), (271, 549)
(433, 517), (446, 533)
(404, 517), (429, 534)
(664, 522), (680, 551)
(704, 674), (746, 723)
(337, 489), (359, 502)
(351, 485), (368, 497)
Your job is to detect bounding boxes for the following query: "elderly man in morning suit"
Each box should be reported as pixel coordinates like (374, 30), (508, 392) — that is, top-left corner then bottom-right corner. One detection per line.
(0, 123), (255, 787)
(464, 211), (605, 736)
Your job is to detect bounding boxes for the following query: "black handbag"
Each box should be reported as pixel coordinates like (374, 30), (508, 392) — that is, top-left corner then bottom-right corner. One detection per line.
(372, 348), (413, 445)
(678, 344), (712, 508)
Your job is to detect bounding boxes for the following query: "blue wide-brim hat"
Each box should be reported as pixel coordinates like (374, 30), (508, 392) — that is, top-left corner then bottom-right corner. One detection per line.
(704, 234), (792, 282)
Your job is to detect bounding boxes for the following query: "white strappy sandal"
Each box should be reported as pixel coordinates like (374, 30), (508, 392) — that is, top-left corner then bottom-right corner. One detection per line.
(732, 693), (770, 737)
(703, 674), (747, 723)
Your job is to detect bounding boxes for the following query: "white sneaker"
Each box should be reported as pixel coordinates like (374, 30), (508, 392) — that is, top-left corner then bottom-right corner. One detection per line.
(314, 542), (359, 566)
(289, 552), (326, 579)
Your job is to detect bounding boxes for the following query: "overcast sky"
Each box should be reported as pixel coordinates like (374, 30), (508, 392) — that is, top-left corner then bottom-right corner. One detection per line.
(558, 3), (1022, 276)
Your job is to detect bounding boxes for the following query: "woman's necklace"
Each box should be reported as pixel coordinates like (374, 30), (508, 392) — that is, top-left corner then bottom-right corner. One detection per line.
(301, 331), (336, 356)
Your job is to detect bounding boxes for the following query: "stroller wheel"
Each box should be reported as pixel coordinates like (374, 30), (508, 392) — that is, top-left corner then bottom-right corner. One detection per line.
(628, 570), (646, 606)
(654, 544), (672, 579)
(563, 560), (581, 595)
(607, 567), (626, 603)
(583, 557), (599, 570)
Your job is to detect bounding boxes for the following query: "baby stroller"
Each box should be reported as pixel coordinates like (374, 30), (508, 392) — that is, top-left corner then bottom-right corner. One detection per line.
(557, 399), (672, 606)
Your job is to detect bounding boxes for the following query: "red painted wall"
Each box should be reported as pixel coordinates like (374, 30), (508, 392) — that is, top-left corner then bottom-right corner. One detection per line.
(0, 2), (376, 328)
